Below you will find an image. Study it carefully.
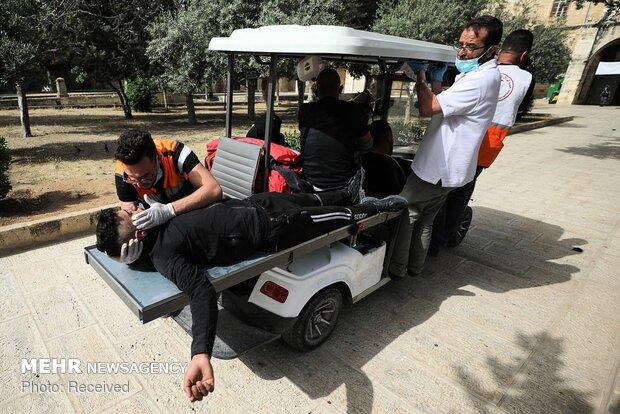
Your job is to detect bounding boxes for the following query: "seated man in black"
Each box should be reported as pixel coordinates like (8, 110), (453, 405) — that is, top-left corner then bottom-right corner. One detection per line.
(298, 68), (373, 196)
(96, 189), (406, 403)
(362, 120), (407, 197)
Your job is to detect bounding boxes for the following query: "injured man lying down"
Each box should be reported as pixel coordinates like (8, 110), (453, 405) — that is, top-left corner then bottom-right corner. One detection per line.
(95, 186), (406, 402)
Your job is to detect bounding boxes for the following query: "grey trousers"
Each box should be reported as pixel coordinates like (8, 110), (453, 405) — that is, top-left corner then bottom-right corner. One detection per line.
(389, 172), (453, 277)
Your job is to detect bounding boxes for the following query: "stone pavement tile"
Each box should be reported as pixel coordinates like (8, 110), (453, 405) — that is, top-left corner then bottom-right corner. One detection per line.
(46, 325), (142, 412)
(568, 280), (620, 321)
(423, 249), (466, 274)
(227, 348), (326, 414)
(550, 307), (618, 375)
(26, 284), (95, 339)
(100, 392), (162, 414)
(81, 286), (161, 344)
(0, 389), (74, 414)
(12, 259), (69, 294)
(450, 244), (531, 277)
(328, 319), (512, 406)
(0, 270), (29, 322)
(533, 230), (605, 255)
(360, 351), (501, 414)
(115, 325), (236, 413)
(464, 226), (521, 249)
(488, 238), (588, 273)
(455, 260), (576, 313)
(0, 315), (62, 405)
(54, 252), (109, 294)
(460, 230), (495, 251)
(587, 255), (620, 288)
(257, 340), (415, 414)
(499, 337), (611, 414)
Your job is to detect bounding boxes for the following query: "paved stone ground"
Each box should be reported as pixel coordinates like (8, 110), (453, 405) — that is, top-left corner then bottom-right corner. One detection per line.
(1, 104), (618, 413)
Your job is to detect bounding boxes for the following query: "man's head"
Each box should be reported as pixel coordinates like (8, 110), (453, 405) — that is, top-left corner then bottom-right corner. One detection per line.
(498, 29), (534, 68)
(316, 68), (343, 99)
(115, 130), (159, 189)
(96, 206), (140, 257)
(369, 120), (393, 156)
(456, 15), (503, 64)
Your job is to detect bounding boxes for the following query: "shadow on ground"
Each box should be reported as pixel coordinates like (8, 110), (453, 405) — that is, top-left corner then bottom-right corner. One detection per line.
(557, 136), (620, 161)
(458, 331), (594, 414)
(231, 206), (585, 413)
(0, 190), (96, 218)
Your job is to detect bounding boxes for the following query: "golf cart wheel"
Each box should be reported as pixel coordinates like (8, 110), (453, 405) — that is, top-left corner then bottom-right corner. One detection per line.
(282, 287), (343, 352)
(446, 206), (473, 247)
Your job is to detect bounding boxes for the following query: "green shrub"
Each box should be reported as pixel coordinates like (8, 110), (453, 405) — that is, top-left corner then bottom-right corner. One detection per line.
(390, 119), (428, 146)
(0, 137), (12, 199)
(283, 130), (301, 150)
(125, 77), (156, 112)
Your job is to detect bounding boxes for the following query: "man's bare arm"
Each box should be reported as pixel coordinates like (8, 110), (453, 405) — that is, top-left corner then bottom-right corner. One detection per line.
(416, 71), (443, 118)
(171, 164), (222, 215)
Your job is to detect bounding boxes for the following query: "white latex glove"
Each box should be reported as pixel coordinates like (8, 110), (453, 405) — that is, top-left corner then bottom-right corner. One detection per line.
(120, 238), (143, 264)
(132, 194), (176, 230)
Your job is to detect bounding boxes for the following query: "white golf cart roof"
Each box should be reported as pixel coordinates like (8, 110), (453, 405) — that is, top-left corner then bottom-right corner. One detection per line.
(209, 25), (454, 63)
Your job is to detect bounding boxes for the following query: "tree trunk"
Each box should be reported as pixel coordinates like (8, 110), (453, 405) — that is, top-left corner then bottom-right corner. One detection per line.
(185, 93), (197, 124)
(16, 82), (32, 138)
(162, 85), (168, 111)
(108, 81), (133, 119)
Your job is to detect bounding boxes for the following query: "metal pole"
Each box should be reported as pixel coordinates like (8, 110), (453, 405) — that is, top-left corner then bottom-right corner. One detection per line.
(262, 55), (277, 192)
(225, 54), (234, 138)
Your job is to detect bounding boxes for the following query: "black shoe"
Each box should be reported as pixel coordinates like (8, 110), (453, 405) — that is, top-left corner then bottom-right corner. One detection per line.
(361, 195), (408, 212)
(346, 168), (364, 204)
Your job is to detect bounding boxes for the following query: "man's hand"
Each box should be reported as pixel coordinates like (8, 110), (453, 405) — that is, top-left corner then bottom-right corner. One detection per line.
(402, 61), (428, 79)
(183, 353), (214, 402)
(120, 238), (143, 264)
(132, 194), (176, 230)
(427, 62), (448, 82)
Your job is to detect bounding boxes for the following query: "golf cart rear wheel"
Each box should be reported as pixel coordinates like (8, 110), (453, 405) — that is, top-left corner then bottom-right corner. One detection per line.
(446, 206), (473, 247)
(282, 287), (342, 352)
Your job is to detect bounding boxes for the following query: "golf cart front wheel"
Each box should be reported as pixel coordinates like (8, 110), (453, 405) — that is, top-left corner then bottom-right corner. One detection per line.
(446, 206), (473, 247)
(282, 287), (343, 352)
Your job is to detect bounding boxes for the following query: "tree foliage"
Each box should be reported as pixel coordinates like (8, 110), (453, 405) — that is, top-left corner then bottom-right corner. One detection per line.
(373, 0), (490, 45)
(40, 0), (174, 118)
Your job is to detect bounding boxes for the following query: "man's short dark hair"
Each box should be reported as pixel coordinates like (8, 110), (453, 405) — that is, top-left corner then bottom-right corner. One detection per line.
(96, 208), (121, 256)
(465, 15), (503, 48)
(316, 68), (341, 98)
(115, 130), (157, 165)
(369, 120), (392, 148)
(501, 29), (534, 54)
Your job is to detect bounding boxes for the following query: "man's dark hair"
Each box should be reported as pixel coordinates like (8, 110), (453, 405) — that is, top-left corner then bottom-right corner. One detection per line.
(501, 29), (534, 54)
(115, 130), (157, 165)
(465, 15), (503, 48)
(369, 120), (392, 148)
(96, 208), (121, 256)
(316, 68), (342, 98)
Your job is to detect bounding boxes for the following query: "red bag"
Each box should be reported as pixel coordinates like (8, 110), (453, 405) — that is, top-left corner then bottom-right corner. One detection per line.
(206, 137), (303, 193)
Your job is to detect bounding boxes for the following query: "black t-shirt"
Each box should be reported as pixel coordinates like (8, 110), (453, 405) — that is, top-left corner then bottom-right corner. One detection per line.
(299, 97), (369, 190)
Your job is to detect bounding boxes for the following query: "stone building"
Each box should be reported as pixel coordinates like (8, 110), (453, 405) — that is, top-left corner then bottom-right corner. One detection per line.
(515, 0), (620, 105)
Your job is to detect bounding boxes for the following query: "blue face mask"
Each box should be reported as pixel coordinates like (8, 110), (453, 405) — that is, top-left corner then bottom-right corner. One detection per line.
(454, 56), (479, 73)
(454, 47), (490, 73)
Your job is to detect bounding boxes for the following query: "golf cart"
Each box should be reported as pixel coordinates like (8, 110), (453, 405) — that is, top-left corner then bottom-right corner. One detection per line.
(84, 25), (461, 358)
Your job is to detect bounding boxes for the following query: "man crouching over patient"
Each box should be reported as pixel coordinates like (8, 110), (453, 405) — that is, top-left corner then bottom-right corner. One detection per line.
(95, 186), (407, 401)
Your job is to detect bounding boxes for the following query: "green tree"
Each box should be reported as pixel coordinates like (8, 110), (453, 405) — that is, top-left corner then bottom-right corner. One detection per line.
(373, 0), (489, 45)
(147, 0), (244, 124)
(40, 0), (174, 119)
(0, 0), (45, 137)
